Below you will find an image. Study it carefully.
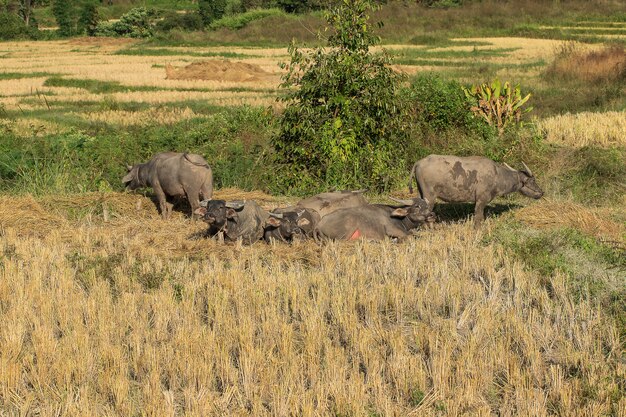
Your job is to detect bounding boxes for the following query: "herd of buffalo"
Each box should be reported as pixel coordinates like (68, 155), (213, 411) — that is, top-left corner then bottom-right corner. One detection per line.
(122, 152), (544, 244)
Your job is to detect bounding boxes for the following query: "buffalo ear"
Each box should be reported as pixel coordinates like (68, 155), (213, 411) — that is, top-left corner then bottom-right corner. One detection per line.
(391, 208), (408, 218)
(265, 216), (281, 227)
(297, 217), (310, 227)
(226, 208), (237, 219)
(194, 207), (207, 216)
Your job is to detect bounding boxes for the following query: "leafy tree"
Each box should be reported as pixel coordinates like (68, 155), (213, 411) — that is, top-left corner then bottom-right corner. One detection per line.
(273, 0), (410, 193)
(78, 1), (98, 35)
(52, 0), (76, 36)
(95, 7), (156, 38)
(198, 0), (227, 26)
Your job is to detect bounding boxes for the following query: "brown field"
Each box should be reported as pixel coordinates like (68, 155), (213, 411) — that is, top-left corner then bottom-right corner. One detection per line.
(1, 193), (624, 416)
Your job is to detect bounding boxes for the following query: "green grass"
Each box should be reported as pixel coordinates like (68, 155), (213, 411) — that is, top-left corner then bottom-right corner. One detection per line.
(43, 77), (162, 94)
(0, 72), (60, 80)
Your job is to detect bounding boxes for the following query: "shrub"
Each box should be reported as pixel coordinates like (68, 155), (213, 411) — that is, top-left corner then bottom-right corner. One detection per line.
(462, 79), (533, 136)
(209, 8), (285, 30)
(52, 0), (77, 36)
(545, 43), (626, 84)
(199, 0), (227, 26)
(273, 0), (411, 193)
(0, 11), (37, 39)
(156, 11), (204, 32)
(78, 2), (99, 36)
(407, 73), (476, 132)
(95, 7), (157, 38)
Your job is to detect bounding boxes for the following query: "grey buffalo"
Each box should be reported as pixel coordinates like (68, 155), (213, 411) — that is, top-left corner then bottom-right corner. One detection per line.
(123, 152), (213, 219)
(314, 197), (435, 241)
(294, 190), (368, 217)
(195, 199), (289, 245)
(408, 154), (543, 227)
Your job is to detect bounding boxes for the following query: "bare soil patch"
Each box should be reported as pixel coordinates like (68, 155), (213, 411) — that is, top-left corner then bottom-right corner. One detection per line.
(165, 60), (278, 82)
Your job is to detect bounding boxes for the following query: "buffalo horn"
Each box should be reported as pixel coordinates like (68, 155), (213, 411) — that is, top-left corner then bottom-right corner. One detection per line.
(388, 196), (414, 206)
(268, 212), (283, 219)
(225, 201), (245, 210)
(521, 161), (533, 177)
(199, 199), (210, 208)
(503, 162), (516, 172)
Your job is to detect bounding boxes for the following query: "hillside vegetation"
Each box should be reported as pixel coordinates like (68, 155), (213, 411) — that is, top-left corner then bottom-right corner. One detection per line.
(0, 0), (625, 415)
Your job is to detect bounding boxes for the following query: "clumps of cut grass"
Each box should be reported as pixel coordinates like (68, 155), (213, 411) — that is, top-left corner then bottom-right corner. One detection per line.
(537, 110), (626, 148)
(545, 43), (626, 83)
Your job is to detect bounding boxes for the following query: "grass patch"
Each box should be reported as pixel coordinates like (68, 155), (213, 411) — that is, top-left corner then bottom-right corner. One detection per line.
(209, 8), (287, 30)
(0, 72), (59, 80)
(43, 77), (162, 94)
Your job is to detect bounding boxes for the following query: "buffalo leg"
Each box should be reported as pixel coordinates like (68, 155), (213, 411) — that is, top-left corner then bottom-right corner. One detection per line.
(473, 200), (487, 227)
(185, 186), (202, 219)
(153, 185), (170, 219)
(384, 225), (409, 242)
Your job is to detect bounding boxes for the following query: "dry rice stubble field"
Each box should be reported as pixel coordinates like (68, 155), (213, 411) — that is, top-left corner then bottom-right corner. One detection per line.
(0, 191), (624, 416)
(1, 35), (625, 415)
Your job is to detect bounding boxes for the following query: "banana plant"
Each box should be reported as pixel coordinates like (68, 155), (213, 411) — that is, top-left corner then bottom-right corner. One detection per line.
(462, 79), (532, 135)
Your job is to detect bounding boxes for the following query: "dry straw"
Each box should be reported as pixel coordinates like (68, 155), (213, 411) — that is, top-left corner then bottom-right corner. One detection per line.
(537, 111), (626, 148)
(514, 199), (625, 244)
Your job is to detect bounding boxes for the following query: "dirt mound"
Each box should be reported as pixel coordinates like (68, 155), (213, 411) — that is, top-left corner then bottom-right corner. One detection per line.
(165, 60), (275, 82)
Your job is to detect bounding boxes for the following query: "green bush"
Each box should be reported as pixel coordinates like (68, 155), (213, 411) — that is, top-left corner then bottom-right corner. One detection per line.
(407, 73), (477, 132)
(209, 8), (285, 30)
(0, 107), (276, 195)
(273, 0), (411, 194)
(0, 12), (37, 39)
(199, 0), (227, 25)
(95, 7), (157, 38)
(156, 11), (204, 32)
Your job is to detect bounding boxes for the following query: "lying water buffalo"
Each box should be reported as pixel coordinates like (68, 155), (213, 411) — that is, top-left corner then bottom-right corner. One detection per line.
(123, 152), (213, 219)
(264, 207), (321, 242)
(195, 199), (290, 245)
(294, 190), (368, 217)
(408, 155), (543, 227)
(314, 197), (435, 241)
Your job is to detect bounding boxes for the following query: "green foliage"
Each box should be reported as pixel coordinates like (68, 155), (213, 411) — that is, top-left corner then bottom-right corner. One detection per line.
(198, 0), (226, 26)
(462, 79), (533, 136)
(78, 1), (99, 36)
(0, 11), (38, 39)
(277, 0), (323, 14)
(0, 107), (275, 195)
(407, 73), (478, 132)
(95, 7), (157, 38)
(273, 0), (410, 193)
(51, 0), (76, 36)
(156, 11), (203, 32)
(209, 7), (285, 30)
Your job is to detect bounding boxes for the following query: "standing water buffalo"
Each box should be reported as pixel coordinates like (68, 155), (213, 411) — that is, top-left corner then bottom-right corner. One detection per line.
(195, 199), (294, 245)
(408, 155), (543, 227)
(314, 197), (435, 241)
(123, 152), (213, 219)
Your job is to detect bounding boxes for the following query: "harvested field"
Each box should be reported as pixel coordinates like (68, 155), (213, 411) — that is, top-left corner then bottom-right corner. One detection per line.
(0, 193), (623, 416)
(537, 110), (626, 148)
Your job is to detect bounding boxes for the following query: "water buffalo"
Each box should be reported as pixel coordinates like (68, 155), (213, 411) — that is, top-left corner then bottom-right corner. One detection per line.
(408, 155), (543, 227)
(313, 197), (435, 241)
(195, 199), (288, 245)
(294, 190), (368, 217)
(264, 207), (321, 243)
(123, 152), (213, 219)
